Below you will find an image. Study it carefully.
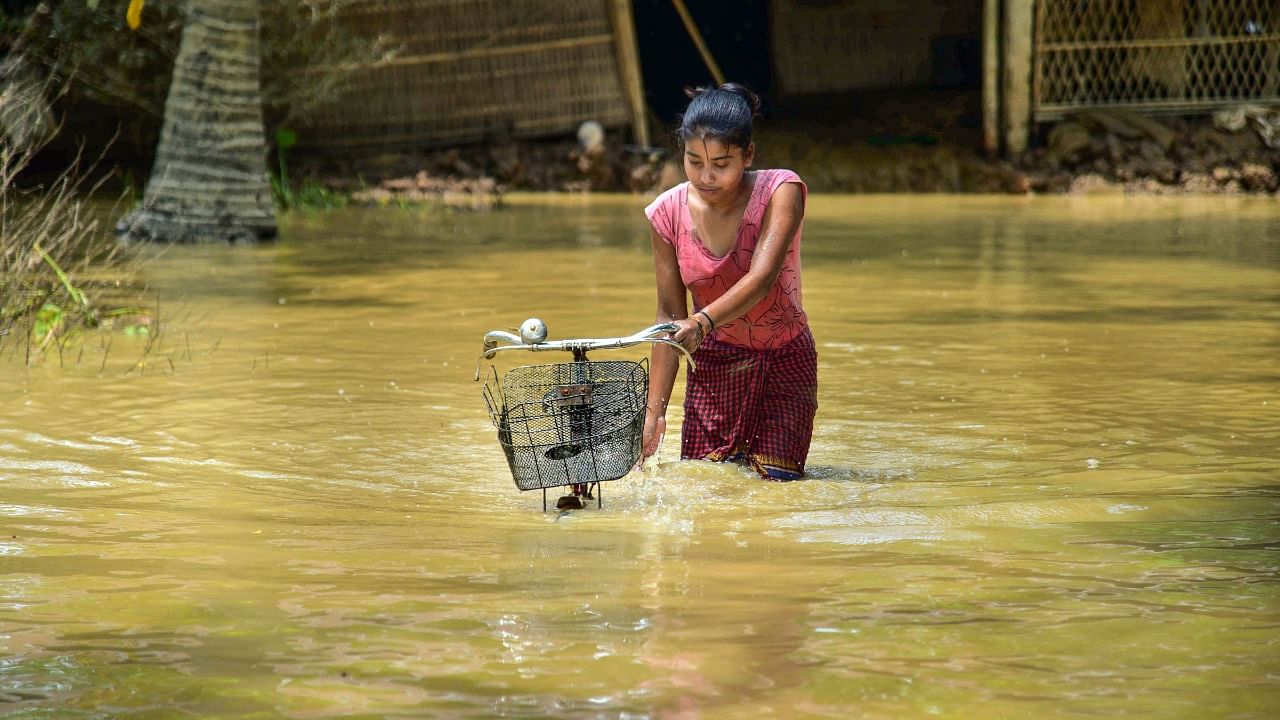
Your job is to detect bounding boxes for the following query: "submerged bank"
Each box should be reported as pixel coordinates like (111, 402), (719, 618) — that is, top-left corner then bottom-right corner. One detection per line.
(293, 108), (1280, 205)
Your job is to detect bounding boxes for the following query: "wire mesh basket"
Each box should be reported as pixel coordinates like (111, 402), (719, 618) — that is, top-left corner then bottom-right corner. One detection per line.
(482, 359), (648, 491)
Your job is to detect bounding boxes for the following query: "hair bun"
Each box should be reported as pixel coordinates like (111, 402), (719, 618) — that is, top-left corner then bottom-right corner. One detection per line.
(683, 84), (712, 100)
(719, 83), (761, 116)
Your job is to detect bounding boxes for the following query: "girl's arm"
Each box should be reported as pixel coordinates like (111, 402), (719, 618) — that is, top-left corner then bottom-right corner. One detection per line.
(643, 228), (690, 459)
(699, 182), (804, 327)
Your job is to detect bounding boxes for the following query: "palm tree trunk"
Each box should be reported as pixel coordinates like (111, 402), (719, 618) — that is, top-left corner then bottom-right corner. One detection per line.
(116, 0), (276, 243)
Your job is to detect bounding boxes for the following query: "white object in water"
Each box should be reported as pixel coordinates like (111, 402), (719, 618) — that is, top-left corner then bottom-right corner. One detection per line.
(577, 120), (604, 152)
(520, 318), (548, 344)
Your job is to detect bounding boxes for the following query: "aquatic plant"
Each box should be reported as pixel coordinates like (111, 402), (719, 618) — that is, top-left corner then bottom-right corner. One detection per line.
(271, 128), (350, 211)
(0, 123), (151, 365)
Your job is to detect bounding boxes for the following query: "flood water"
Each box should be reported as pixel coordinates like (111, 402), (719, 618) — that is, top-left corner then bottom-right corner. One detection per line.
(2, 194), (1278, 718)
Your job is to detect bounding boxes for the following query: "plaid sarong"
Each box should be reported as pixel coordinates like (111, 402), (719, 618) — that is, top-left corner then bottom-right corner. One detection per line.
(681, 327), (818, 480)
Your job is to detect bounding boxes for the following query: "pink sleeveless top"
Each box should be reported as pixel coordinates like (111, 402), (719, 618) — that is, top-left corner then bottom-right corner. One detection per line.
(645, 168), (808, 350)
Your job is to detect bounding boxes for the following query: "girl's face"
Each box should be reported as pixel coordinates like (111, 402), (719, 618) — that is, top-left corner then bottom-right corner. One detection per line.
(683, 137), (754, 202)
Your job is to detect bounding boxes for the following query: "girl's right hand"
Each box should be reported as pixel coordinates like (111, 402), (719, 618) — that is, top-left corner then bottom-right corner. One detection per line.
(640, 411), (666, 464)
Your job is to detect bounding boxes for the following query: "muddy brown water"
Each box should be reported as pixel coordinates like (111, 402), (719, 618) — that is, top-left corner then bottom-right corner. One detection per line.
(2, 194), (1278, 718)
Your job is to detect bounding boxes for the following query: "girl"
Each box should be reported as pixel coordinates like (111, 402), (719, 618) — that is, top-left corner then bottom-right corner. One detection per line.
(642, 83), (817, 480)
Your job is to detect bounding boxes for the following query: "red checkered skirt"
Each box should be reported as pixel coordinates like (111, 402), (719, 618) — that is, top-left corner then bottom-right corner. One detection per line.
(681, 327), (818, 479)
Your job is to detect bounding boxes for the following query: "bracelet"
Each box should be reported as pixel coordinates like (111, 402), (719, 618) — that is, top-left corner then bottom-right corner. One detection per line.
(696, 309), (716, 332)
(689, 314), (708, 341)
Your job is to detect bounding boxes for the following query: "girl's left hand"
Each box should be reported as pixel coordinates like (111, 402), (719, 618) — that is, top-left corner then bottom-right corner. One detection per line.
(640, 412), (666, 463)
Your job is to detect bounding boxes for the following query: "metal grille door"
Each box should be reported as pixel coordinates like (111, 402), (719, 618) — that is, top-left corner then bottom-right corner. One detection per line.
(1034, 0), (1280, 119)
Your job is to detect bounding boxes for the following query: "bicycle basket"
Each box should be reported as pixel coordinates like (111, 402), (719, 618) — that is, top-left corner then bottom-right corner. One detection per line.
(482, 359), (648, 491)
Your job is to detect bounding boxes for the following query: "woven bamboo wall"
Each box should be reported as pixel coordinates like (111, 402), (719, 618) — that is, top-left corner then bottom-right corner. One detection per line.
(770, 0), (982, 95)
(1034, 0), (1280, 119)
(293, 0), (633, 150)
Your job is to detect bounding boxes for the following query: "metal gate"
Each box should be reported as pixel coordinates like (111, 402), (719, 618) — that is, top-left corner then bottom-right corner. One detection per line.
(1034, 0), (1280, 119)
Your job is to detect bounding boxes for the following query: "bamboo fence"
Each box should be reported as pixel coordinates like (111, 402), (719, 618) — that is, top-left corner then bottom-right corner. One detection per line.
(291, 0), (642, 150)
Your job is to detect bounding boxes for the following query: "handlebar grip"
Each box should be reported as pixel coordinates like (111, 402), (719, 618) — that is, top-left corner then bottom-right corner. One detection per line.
(482, 330), (522, 351)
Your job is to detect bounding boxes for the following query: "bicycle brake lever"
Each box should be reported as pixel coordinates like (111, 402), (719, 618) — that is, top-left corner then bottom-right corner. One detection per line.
(476, 330), (525, 380)
(649, 337), (696, 371)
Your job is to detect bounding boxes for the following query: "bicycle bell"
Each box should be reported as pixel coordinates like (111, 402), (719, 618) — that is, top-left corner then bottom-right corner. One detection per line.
(520, 317), (548, 344)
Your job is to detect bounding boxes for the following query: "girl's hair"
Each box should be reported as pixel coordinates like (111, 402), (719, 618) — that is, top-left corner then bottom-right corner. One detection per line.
(678, 83), (762, 150)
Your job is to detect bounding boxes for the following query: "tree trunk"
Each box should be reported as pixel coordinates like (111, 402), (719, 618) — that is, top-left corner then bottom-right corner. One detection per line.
(116, 0), (276, 244)
(0, 3), (56, 154)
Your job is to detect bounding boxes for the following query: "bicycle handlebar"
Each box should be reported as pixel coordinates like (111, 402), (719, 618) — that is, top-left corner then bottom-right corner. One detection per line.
(474, 321), (696, 380)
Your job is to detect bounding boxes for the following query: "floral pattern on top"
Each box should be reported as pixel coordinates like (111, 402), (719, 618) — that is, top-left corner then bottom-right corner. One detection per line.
(645, 168), (808, 350)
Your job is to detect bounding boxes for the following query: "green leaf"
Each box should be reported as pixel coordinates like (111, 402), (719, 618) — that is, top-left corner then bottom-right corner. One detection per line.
(33, 243), (89, 311)
(34, 302), (64, 342)
(276, 128), (298, 150)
